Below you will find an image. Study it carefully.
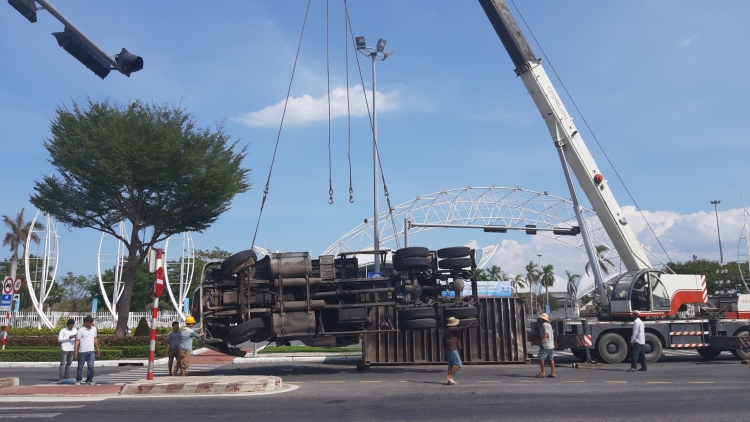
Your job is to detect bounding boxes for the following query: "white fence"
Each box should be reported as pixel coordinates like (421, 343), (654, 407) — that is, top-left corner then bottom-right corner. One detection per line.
(7, 311), (189, 330)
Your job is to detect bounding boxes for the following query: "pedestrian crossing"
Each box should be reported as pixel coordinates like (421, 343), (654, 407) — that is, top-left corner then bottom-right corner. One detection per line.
(0, 404), (85, 419)
(96, 365), (219, 385)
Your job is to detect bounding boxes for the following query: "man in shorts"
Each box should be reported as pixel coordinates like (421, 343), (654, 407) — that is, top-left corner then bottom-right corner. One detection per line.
(177, 316), (204, 376)
(536, 313), (556, 378)
(165, 321), (181, 376)
(443, 316), (470, 385)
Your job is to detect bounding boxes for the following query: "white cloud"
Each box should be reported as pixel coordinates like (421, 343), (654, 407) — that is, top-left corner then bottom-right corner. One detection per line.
(236, 85), (400, 127)
(678, 34), (699, 47)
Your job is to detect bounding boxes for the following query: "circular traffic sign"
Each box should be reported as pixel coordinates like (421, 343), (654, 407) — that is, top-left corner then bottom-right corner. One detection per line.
(13, 278), (22, 293)
(2, 277), (12, 294)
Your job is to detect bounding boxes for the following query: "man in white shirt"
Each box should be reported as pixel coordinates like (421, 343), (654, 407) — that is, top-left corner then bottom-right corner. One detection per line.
(57, 318), (77, 383)
(628, 310), (647, 372)
(74, 315), (101, 385)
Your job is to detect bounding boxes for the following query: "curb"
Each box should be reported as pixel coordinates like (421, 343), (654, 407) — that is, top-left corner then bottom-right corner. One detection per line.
(120, 375), (282, 395)
(233, 355), (361, 364)
(0, 348), (209, 368)
(0, 378), (19, 389)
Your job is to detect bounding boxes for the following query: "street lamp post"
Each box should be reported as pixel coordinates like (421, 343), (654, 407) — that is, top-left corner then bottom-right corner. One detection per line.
(710, 200), (724, 264)
(537, 254), (543, 314)
(356, 36), (393, 275)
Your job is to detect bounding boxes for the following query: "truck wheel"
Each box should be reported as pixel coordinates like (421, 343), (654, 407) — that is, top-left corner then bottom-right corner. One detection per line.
(730, 330), (750, 360)
(393, 247), (429, 260)
(457, 318), (478, 327)
(400, 318), (437, 330)
(221, 249), (257, 275)
(697, 347), (722, 360)
(437, 246), (470, 259)
(597, 333), (628, 364)
(227, 318), (266, 345)
(444, 307), (479, 319)
(438, 257), (472, 270)
(393, 257), (431, 271)
(644, 332), (663, 363)
(399, 307), (436, 321)
(571, 348), (588, 361)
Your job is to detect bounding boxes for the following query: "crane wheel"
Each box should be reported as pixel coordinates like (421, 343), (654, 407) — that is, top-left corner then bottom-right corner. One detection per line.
(644, 332), (663, 363)
(697, 347), (722, 360)
(730, 330), (750, 360)
(596, 333), (628, 364)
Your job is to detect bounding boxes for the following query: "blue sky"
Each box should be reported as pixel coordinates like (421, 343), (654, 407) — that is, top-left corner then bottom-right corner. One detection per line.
(2, 0), (749, 287)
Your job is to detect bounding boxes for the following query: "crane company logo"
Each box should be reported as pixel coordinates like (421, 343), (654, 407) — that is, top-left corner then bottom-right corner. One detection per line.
(546, 85), (569, 120)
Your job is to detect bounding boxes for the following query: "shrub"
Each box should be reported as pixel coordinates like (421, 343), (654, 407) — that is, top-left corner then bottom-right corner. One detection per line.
(5, 335), (166, 347)
(0, 348), (124, 361)
(133, 317), (151, 336)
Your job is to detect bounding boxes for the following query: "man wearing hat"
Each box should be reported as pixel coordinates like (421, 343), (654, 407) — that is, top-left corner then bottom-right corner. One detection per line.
(628, 310), (647, 372)
(57, 318), (77, 383)
(177, 315), (204, 376)
(443, 316), (470, 385)
(536, 313), (556, 378)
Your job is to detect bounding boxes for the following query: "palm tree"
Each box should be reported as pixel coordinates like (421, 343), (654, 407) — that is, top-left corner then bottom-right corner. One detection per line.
(539, 264), (555, 312)
(525, 260), (539, 313)
(585, 244), (615, 277)
(2, 208), (44, 280)
(565, 270), (581, 317)
(486, 265), (503, 281)
(475, 268), (489, 281)
(509, 273), (525, 296)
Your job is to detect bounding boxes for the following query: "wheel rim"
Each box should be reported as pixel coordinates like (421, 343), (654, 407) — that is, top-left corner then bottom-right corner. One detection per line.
(606, 342), (619, 355)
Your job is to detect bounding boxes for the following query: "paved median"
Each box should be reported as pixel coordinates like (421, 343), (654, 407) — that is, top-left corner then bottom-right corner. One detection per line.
(120, 375), (282, 395)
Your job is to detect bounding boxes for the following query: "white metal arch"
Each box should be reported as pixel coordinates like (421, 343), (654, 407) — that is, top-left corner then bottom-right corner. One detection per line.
(97, 221), (129, 322)
(322, 186), (625, 297)
(163, 232), (195, 320)
(24, 211), (59, 328)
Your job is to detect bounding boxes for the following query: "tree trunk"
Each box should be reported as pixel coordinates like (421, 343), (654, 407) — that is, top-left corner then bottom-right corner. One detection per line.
(114, 246), (141, 337)
(9, 250), (18, 280)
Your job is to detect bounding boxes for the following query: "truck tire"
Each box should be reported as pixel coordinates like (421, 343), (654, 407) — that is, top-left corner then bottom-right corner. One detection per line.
(438, 257), (472, 270)
(730, 330), (750, 360)
(644, 332), (663, 363)
(597, 333), (628, 364)
(399, 307), (436, 321)
(437, 246), (470, 259)
(393, 257), (431, 271)
(221, 249), (257, 275)
(697, 347), (722, 360)
(393, 247), (429, 260)
(227, 318), (266, 345)
(571, 348), (588, 361)
(444, 307), (479, 319)
(400, 318), (437, 330)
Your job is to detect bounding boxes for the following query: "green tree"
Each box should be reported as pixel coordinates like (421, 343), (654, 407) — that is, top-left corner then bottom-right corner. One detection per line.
(585, 244), (614, 277)
(57, 272), (95, 312)
(509, 274), (525, 296)
(539, 264), (555, 312)
(30, 100), (250, 337)
(2, 208), (43, 280)
(475, 268), (489, 281)
(486, 265), (503, 281)
(89, 262), (164, 313)
(667, 255), (748, 295)
(525, 260), (540, 312)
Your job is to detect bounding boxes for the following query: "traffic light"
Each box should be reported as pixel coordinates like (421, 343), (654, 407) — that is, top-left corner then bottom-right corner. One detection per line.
(52, 27), (111, 79)
(8, 0), (37, 23)
(115, 48), (143, 77)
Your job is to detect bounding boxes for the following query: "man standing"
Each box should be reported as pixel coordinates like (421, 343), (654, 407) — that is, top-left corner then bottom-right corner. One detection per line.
(628, 310), (647, 372)
(536, 313), (556, 378)
(177, 316), (204, 377)
(443, 316), (470, 385)
(57, 318), (77, 383)
(166, 321), (181, 376)
(74, 315), (100, 385)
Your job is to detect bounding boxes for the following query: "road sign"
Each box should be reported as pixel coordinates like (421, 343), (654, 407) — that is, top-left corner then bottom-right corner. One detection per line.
(13, 278), (22, 293)
(13, 294), (20, 302)
(0, 294), (11, 311)
(2, 278), (12, 295)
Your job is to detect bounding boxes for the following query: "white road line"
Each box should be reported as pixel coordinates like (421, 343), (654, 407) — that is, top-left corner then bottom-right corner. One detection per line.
(0, 397), (106, 403)
(0, 406), (83, 411)
(0, 414), (61, 419)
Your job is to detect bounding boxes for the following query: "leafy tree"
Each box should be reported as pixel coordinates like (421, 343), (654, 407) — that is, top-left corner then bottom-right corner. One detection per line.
(486, 265), (503, 281)
(89, 262), (164, 313)
(585, 244), (615, 277)
(525, 260), (540, 311)
(509, 274), (525, 296)
(57, 272), (95, 312)
(667, 256), (748, 295)
(2, 208), (43, 280)
(539, 264), (555, 311)
(475, 268), (489, 281)
(30, 99), (250, 336)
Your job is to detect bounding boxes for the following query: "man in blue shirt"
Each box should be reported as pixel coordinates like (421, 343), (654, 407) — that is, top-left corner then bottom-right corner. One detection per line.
(177, 316), (204, 376)
(165, 321), (181, 376)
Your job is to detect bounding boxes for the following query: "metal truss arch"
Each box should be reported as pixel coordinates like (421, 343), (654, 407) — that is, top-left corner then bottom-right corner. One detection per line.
(24, 211), (60, 328)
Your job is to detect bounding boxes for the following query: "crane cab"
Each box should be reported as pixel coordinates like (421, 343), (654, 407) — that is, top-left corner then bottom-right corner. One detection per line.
(609, 270), (707, 319)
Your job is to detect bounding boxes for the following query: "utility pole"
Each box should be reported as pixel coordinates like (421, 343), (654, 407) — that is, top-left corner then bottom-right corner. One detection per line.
(537, 254), (542, 314)
(710, 200), (724, 264)
(356, 37), (392, 275)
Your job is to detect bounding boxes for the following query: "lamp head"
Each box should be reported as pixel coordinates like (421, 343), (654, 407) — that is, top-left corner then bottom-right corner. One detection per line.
(376, 38), (386, 51)
(355, 36), (366, 49)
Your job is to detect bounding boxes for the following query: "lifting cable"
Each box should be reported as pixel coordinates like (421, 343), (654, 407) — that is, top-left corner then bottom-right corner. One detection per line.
(509, 0), (673, 269)
(326, 0), (334, 204)
(344, 0), (402, 249)
(250, 0), (312, 250)
(344, 0), (354, 203)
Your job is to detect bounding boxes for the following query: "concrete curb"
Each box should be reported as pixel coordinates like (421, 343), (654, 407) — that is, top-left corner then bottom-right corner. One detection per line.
(120, 375), (282, 395)
(233, 355), (361, 364)
(0, 348), (209, 368)
(0, 378), (19, 389)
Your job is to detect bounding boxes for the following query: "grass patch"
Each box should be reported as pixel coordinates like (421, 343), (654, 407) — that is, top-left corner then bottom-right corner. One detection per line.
(258, 346), (360, 354)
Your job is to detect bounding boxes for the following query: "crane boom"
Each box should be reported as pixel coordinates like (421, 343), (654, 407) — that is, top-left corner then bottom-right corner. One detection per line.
(479, 0), (651, 272)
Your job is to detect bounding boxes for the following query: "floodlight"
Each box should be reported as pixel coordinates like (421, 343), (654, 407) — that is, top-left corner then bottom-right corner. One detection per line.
(355, 36), (366, 49)
(376, 38), (386, 51)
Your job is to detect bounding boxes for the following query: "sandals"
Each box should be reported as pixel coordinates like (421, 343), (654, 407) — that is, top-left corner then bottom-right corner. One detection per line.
(534, 374), (546, 378)
(547, 374), (556, 378)
(627, 368), (637, 372)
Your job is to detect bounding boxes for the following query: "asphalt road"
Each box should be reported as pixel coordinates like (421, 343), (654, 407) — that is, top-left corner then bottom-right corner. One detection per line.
(2, 349), (747, 421)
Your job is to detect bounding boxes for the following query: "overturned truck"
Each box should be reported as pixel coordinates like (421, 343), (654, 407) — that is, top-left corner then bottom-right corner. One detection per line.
(195, 246), (485, 357)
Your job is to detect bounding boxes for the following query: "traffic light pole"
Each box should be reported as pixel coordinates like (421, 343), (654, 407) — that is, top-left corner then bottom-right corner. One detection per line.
(34, 0), (118, 69)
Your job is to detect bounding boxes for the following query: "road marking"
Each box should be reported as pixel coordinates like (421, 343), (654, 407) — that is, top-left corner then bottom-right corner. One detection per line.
(0, 406), (83, 411)
(477, 380), (502, 383)
(360, 381), (382, 383)
(317, 381), (345, 384)
(520, 381), (543, 383)
(284, 382), (302, 384)
(0, 415), (60, 419)
(689, 382), (715, 384)
(562, 381), (584, 383)
(604, 381), (627, 384)
(646, 382), (671, 384)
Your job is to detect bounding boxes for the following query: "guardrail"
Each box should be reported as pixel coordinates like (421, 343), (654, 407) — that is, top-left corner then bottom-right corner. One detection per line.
(6, 311), (188, 329)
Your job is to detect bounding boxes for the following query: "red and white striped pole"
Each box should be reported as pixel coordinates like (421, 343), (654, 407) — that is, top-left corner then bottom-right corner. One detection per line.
(1, 311), (9, 350)
(147, 249), (165, 381)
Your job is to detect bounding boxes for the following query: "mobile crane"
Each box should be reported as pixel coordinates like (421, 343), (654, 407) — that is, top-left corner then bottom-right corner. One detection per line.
(479, 0), (750, 363)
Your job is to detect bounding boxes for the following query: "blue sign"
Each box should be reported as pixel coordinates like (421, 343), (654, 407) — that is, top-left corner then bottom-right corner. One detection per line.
(183, 298), (190, 313)
(367, 272), (382, 278)
(91, 298), (98, 314)
(14, 298), (20, 312)
(1, 294), (11, 308)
